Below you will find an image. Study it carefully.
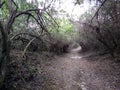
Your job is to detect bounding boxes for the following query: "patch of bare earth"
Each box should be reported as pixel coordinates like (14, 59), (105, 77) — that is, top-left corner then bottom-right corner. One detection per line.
(5, 49), (120, 90)
(39, 49), (120, 90)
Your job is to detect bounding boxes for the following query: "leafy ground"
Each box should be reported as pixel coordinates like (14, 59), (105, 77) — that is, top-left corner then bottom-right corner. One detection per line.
(3, 48), (120, 90)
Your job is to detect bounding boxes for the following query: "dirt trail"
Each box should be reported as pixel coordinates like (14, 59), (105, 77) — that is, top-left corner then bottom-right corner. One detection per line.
(33, 47), (120, 90)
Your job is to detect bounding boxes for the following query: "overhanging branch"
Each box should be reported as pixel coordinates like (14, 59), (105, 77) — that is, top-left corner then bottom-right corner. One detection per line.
(91, 0), (108, 22)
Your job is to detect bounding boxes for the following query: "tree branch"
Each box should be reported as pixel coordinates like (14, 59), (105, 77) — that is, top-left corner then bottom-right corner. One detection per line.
(22, 38), (36, 56)
(91, 0), (108, 22)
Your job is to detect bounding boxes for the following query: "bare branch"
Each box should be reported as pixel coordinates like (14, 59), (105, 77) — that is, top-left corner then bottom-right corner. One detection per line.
(43, 0), (53, 10)
(10, 33), (43, 41)
(0, 1), (5, 8)
(11, 0), (18, 10)
(91, 0), (108, 22)
(22, 38), (36, 56)
(45, 11), (59, 28)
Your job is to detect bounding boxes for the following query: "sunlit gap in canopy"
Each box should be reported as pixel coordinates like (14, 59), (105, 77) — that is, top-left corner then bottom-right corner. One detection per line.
(26, 0), (96, 21)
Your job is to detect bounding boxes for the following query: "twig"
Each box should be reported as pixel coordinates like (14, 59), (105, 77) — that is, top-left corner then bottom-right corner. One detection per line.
(22, 38), (36, 56)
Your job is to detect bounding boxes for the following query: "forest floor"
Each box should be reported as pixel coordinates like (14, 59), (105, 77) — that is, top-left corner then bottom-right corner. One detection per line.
(4, 47), (120, 90)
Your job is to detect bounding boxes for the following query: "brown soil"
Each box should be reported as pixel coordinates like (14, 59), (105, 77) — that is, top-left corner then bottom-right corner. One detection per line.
(4, 48), (120, 90)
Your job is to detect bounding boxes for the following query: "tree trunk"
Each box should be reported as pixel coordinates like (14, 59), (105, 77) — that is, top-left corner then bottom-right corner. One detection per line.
(0, 22), (10, 88)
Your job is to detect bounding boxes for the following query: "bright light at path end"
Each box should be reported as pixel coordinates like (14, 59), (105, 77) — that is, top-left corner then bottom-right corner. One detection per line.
(60, 0), (95, 20)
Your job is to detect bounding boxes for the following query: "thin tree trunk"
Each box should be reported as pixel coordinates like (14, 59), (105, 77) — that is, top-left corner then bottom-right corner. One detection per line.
(0, 22), (9, 88)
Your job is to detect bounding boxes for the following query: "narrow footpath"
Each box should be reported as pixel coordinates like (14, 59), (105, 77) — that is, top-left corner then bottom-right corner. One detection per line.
(32, 47), (120, 90)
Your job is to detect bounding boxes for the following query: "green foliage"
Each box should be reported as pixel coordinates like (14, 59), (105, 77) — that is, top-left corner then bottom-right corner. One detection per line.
(15, 0), (38, 10)
(49, 19), (78, 40)
(58, 19), (72, 33)
(75, 0), (83, 5)
(27, 66), (37, 77)
(0, 1), (9, 20)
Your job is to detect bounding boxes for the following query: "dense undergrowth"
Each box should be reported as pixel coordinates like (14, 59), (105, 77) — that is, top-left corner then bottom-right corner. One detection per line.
(75, 0), (120, 57)
(1, 50), (55, 90)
